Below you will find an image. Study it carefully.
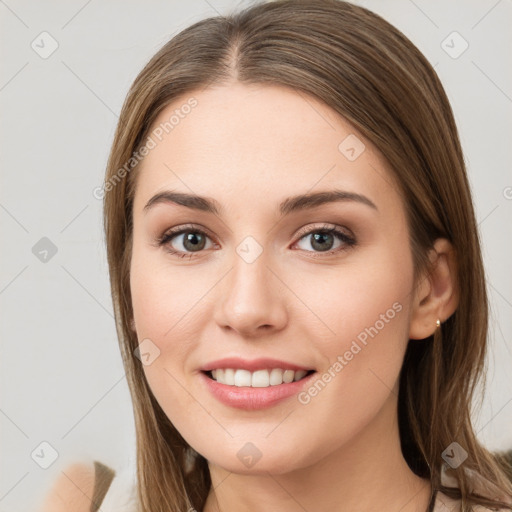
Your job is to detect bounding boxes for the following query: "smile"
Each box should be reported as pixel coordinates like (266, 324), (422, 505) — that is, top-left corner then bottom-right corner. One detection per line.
(200, 368), (318, 410)
(207, 368), (315, 387)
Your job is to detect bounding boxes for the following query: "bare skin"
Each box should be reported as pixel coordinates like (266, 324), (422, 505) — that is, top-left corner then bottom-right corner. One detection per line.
(129, 82), (458, 512)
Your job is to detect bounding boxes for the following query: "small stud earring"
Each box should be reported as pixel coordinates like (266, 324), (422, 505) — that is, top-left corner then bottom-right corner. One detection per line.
(436, 319), (441, 328)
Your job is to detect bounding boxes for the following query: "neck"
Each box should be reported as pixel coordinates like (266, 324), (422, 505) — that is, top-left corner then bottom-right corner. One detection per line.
(203, 393), (432, 512)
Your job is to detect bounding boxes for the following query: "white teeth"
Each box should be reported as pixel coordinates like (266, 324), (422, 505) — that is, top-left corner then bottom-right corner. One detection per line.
(269, 368), (283, 385)
(251, 369), (269, 388)
(234, 369), (252, 387)
(283, 369), (295, 383)
(210, 368), (311, 387)
(224, 368), (235, 385)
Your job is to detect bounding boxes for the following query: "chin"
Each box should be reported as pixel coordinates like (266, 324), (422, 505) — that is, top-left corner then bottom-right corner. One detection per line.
(202, 442), (314, 476)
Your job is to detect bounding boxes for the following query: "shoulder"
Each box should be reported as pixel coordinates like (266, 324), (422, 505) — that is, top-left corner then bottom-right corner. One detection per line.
(39, 460), (97, 512)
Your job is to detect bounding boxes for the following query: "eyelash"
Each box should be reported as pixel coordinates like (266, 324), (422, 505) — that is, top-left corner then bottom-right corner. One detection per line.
(156, 223), (357, 259)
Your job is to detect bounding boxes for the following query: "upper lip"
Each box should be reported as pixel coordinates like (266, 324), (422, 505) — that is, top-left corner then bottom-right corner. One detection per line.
(200, 357), (314, 373)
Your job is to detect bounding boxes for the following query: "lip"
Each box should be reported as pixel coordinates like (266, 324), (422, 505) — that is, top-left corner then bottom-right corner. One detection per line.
(200, 357), (314, 373)
(199, 369), (317, 410)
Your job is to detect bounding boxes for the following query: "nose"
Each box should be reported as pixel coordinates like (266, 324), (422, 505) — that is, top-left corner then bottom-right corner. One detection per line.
(213, 248), (288, 338)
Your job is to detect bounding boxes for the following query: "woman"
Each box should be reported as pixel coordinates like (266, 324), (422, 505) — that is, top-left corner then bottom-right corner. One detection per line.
(41, 0), (512, 510)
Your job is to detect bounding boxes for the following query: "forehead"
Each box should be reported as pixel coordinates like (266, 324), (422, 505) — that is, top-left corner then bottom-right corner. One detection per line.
(132, 82), (401, 216)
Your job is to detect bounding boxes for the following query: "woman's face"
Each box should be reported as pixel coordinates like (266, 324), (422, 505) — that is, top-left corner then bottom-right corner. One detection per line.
(130, 82), (416, 474)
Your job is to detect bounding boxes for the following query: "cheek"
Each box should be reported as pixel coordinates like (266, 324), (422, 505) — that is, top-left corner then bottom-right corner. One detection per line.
(293, 255), (412, 350)
(130, 244), (207, 341)
(129, 244), (215, 399)
(295, 245), (414, 411)
(291, 258), (413, 453)
(130, 254), (205, 424)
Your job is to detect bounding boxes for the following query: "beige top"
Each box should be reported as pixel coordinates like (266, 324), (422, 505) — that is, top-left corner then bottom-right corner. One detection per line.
(91, 461), (137, 512)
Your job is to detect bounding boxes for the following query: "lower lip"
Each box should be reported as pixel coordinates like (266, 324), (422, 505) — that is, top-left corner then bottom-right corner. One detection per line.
(199, 371), (316, 410)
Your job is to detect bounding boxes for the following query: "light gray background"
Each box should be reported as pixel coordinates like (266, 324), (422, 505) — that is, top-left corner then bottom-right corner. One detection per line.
(0, 1), (511, 510)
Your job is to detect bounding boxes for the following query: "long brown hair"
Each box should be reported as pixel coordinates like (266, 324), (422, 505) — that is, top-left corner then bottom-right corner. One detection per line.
(102, 1), (512, 510)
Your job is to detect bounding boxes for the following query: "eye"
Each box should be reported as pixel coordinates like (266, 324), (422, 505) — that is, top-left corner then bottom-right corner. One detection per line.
(293, 224), (356, 256)
(157, 225), (215, 259)
(156, 223), (356, 259)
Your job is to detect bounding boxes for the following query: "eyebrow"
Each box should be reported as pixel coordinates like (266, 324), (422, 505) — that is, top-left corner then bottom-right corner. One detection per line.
(143, 189), (378, 216)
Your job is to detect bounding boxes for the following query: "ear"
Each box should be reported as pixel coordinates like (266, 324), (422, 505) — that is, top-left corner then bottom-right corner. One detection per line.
(409, 238), (459, 340)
